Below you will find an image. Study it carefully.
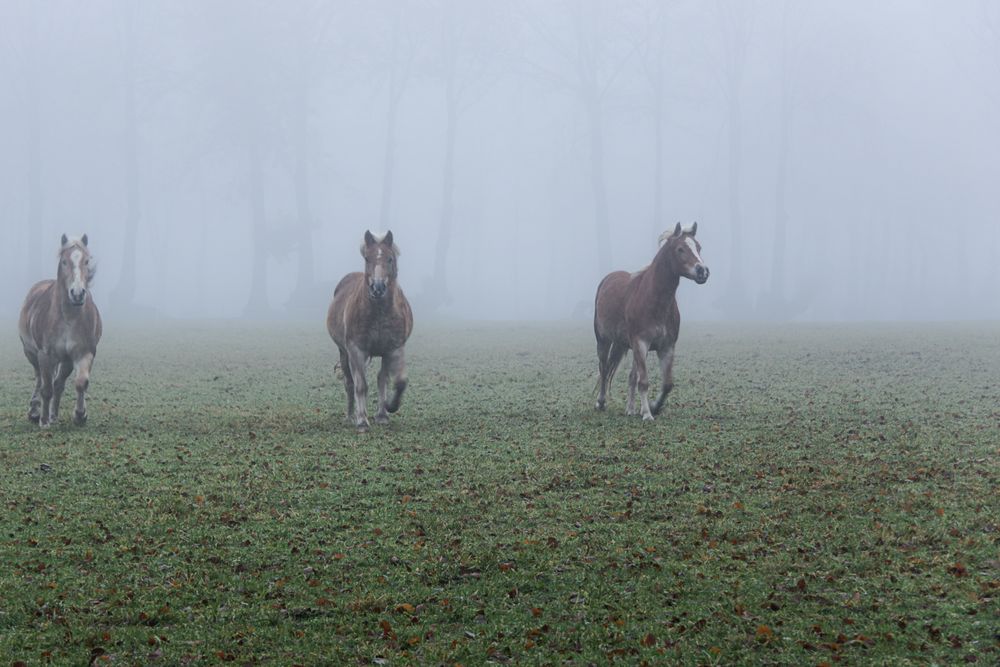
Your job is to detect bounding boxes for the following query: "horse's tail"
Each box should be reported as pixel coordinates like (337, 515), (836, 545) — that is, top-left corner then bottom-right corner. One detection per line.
(605, 342), (625, 391)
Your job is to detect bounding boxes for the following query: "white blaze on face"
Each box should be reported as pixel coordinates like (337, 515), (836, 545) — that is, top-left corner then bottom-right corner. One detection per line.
(69, 249), (86, 296)
(684, 237), (703, 264)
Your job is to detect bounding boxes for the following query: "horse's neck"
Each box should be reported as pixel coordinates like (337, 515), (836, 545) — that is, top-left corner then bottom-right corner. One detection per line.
(642, 255), (680, 308)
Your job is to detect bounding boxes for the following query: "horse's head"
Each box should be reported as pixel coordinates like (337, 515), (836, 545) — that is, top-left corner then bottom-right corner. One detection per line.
(58, 233), (96, 307)
(361, 230), (399, 300)
(659, 222), (709, 284)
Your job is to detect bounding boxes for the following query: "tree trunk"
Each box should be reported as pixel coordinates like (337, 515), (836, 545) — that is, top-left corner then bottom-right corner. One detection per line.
(378, 5), (406, 232)
(651, 80), (664, 240)
(725, 91), (745, 308)
(244, 141), (269, 316)
(112, 0), (141, 312)
(292, 79), (314, 297)
(587, 97), (612, 275)
(430, 77), (458, 306)
(770, 27), (791, 301)
(25, 5), (42, 282)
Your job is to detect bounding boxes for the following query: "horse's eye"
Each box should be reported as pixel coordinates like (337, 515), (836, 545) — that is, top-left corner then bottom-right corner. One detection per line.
(677, 247), (684, 253)
(61, 260), (67, 266)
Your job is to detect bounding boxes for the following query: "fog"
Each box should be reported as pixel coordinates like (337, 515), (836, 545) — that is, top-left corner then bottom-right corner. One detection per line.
(2, 0), (998, 321)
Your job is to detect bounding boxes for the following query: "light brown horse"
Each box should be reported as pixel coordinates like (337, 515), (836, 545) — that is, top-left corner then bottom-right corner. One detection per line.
(594, 223), (709, 420)
(19, 234), (103, 428)
(327, 230), (413, 432)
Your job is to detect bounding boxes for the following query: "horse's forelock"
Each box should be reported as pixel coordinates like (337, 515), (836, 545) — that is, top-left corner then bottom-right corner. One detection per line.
(361, 232), (401, 257)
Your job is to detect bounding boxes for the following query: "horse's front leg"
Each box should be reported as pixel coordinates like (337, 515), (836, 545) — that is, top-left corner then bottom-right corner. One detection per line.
(49, 361), (73, 425)
(338, 347), (355, 423)
(37, 354), (55, 429)
(626, 364), (638, 416)
(651, 345), (675, 417)
(27, 361), (42, 424)
(73, 353), (94, 426)
(347, 345), (370, 432)
(631, 340), (654, 421)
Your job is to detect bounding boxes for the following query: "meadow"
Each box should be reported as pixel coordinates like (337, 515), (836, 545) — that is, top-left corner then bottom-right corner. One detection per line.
(0, 320), (997, 665)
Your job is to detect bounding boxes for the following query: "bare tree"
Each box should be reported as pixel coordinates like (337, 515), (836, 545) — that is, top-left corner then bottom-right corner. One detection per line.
(286, 1), (339, 309)
(521, 0), (630, 275)
(712, 0), (755, 316)
(757, 0), (808, 319)
(376, 0), (416, 231)
(420, 0), (508, 310)
(109, 0), (143, 314)
(630, 0), (676, 240)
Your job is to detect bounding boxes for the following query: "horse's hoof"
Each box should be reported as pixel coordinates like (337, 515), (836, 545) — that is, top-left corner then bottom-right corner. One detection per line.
(27, 412), (40, 424)
(595, 401), (605, 411)
(74, 411), (88, 426)
(375, 414), (390, 425)
(642, 413), (655, 422)
(39, 421), (50, 430)
(355, 420), (370, 433)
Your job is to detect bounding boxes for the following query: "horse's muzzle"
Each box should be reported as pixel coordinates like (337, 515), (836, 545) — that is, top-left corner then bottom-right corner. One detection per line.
(69, 288), (87, 306)
(369, 281), (388, 299)
(694, 265), (710, 284)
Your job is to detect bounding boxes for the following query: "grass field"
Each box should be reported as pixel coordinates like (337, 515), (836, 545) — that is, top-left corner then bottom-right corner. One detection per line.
(0, 320), (997, 666)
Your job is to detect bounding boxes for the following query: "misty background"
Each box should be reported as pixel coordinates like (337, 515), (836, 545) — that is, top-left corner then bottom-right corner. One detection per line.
(1, 0), (998, 322)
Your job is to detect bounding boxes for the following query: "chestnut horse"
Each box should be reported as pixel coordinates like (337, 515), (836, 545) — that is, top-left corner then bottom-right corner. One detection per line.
(594, 223), (709, 420)
(327, 230), (413, 432)
(19, 234), (103, 428)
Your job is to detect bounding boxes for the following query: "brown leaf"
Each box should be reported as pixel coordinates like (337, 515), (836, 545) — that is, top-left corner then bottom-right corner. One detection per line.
(395, 603), (415, 614)
(641, 633), (656, 647)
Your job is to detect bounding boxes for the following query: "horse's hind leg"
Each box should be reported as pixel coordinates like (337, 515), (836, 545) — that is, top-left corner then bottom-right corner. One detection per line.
(72, 353), (94, 426)
(338, 347), (355, 423)
(375, 357), (390, 425)
(651, 346), (675, 416)
(595, 338), (611, 410)
(384, 348), (407, 415)
(49, 361), (73, 425)
(630, 340), (654, 421)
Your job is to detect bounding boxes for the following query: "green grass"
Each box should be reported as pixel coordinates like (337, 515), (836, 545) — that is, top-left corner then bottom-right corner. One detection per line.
(1, 321), (997, 666)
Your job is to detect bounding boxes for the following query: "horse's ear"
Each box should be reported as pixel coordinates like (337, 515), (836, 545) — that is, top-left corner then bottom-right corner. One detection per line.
(672, 222), (683, 238)
(61, 233), (69, 247)
(689, 222), (697, 237)
(81, 233), (89, 246)
(383, 230), (393, 247)
(364, 230), (376, 247)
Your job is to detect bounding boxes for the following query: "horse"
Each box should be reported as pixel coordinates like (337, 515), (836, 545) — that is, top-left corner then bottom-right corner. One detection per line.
(19, 234), (103, 428)
(327, 230), (413, 432)
(593, 222), (709, 420)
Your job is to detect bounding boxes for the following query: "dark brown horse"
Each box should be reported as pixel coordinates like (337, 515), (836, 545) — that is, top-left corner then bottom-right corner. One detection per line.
(327, 230), (413, 432)
(594, 223), (709, 420)
(19, 234), (103, 428)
